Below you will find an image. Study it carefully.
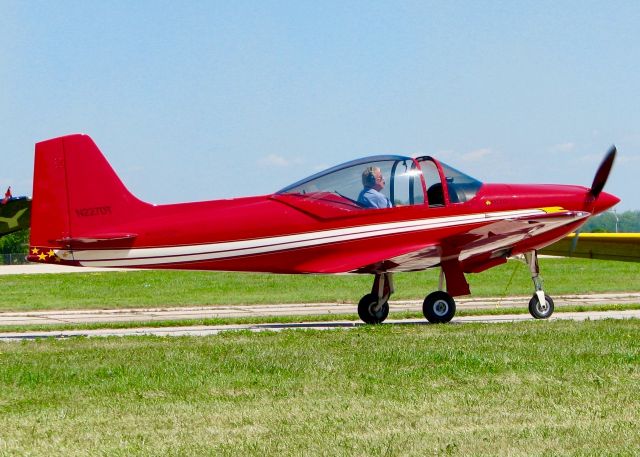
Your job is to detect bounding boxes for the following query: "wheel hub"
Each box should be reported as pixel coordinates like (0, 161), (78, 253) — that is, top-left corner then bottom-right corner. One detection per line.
(369, 303), (382, 316)
(434, 299), (449, 317)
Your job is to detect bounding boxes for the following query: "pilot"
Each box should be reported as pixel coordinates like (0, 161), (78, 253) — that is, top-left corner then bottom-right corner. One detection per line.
(357, 166), (392, 209)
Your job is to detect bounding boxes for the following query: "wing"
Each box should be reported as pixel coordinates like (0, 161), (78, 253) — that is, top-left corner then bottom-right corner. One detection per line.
(540, 233), (640, 262)
(345, 209), (590, 274)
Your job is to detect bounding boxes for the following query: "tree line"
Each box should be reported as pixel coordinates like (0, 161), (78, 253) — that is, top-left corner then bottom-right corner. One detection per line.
(581, 210), (640, 233)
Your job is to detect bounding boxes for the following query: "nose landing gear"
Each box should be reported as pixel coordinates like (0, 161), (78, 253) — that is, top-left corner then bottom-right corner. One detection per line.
(524, 250), (554, 319)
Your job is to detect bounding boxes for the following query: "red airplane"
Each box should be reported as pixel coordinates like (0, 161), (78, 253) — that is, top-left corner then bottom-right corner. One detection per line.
(28, 134), (619, 323)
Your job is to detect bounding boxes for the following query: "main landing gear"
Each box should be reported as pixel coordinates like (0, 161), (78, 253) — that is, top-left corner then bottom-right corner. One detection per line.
(358, 250), (555, 324)
(358, 271), (458, 324)
(423, 290), (456, 324)
(524, 250), (554, 319)
(357, 273), (392, 324)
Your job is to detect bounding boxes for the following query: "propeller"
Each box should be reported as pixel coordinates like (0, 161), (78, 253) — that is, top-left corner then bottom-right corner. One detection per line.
(589, 145), (616, 199)
(571, 145), (618, 254)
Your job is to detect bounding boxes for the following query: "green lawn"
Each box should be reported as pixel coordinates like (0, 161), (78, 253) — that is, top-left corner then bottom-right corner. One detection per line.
(0, 258), (639, 311)
(0, 320), (638, 456)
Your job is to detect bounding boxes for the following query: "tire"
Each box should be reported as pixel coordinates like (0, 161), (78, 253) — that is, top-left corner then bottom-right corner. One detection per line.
(528, 293), (554, 319)
(357, 293), (389, 324)
(423, 291), (456, 323)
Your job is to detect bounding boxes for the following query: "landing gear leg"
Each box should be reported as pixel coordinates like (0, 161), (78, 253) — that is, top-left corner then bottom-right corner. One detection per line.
(358, 273), (393, 324)
(422, 267), (456, 323)
(524, 250), (554, 319)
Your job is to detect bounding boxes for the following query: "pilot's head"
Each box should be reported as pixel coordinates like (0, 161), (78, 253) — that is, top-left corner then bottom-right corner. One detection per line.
(362, 166), (385, 190)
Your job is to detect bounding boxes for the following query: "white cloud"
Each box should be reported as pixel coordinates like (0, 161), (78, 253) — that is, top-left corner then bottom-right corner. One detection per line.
(617, 154), (640, 164)
(549, 142), (576, 153)
(461, 148), (492, 162)
(579, 153), (604, 163)
(259, 154), (299, 167)
(434, 149), (455, 161)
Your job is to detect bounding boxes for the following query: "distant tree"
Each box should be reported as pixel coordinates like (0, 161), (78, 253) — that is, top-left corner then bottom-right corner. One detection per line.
(582, 210), (640, 233)
(618, 210), (640, 232)
(0, 229), (29, 255)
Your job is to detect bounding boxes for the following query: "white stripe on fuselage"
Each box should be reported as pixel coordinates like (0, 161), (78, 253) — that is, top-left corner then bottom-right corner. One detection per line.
(62, 208), (553, 267)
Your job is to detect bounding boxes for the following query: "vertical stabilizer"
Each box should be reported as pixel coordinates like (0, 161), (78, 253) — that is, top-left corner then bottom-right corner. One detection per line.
(29, 134), (148, 259)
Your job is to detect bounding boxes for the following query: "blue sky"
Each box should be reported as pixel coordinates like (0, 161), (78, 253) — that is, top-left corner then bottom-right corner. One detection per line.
(2, 1), (639, 209)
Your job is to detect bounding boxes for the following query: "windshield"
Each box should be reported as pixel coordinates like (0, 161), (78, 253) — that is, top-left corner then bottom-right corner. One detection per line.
(278, 155), (482, 209)
(278, 155), (424, 208)
(439, 161), (482, 203)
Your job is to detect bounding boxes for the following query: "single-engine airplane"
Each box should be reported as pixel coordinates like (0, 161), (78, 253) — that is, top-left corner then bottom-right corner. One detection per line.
(28, 134), (619, 323)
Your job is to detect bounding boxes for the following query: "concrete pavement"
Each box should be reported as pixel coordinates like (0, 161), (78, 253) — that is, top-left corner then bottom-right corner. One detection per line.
(1, 308), (639, 341)
(1, 293), (638, 326)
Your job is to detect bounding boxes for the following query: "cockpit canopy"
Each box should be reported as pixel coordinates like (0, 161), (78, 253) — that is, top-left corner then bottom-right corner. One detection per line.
(278, 155), (482, 208)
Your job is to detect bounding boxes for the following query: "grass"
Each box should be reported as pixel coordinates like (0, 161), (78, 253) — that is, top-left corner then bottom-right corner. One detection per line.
(0, 320), (638, 456)
(1, 257), (639, 312)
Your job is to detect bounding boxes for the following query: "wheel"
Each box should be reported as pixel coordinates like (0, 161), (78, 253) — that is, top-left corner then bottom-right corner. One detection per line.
(357, 293), (389, 324)
(528, 293), (554, 319)
(423, 291), (456, 323)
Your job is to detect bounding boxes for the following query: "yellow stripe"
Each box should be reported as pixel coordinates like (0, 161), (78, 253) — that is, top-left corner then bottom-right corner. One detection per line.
(566, 233), (640, 240)
(540, 206), (566, 213)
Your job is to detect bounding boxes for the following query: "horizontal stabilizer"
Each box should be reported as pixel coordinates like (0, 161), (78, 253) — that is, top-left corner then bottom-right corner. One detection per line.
(55, 233), (138, 245)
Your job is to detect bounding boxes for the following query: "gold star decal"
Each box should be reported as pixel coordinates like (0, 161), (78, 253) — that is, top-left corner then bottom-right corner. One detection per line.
(47, 250), (55, 258)
(37, 252), (47, 261)
(31, 247), (40, 255)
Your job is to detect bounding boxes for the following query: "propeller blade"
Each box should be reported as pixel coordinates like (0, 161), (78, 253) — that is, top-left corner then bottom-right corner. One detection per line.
(589, 146), (616, 198)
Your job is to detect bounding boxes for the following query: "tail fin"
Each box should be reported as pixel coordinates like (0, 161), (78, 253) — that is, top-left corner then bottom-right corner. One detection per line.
(29, 134), (148, 255)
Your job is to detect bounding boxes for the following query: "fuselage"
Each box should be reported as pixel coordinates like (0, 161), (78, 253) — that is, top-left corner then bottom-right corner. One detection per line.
(27, 136), (619, 276)
(33, 182), (618, 274)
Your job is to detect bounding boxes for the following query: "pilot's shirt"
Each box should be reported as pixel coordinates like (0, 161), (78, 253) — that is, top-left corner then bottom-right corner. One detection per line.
(357, 187), (392, 209)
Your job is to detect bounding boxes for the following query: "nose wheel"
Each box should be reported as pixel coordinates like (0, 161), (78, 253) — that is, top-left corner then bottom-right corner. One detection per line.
(528, 293), (555, 319)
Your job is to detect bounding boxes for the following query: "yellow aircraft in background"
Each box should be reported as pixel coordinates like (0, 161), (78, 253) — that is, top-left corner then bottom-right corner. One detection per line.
(540, 232), (640, 262)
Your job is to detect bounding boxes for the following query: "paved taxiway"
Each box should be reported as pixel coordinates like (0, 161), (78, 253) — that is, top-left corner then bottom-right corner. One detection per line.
(1, 309), (639, 341)
(2, 292), (640, 326)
